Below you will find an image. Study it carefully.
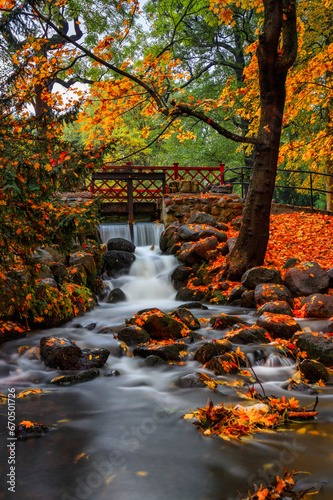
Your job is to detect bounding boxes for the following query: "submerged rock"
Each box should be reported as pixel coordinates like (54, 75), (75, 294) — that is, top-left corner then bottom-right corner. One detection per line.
(50, 368), (100, 385)
(177, 373), (207, 388)
(106, 287), (126, 303)
(134, 341), (187, 362)
(142, 355), (168, 367)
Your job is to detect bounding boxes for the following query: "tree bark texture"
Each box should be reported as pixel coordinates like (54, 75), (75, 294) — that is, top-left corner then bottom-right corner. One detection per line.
(224, 0), (297, 280)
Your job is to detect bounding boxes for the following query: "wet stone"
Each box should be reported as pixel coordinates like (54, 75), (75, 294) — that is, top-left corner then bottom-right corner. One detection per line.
(117, 325), (150, 346)
(177, 373), (206, 388)
(299, 359), (329, 384)
(241, 267), (282, 290)
(50, 368), (100, 385)
(256, 313), (300, 340)
(177, 302), (209, 310)
(210, 313), (247, 330)
(226, 326), (269, 345)
(170, 307), (200, 330)
(287, 380), (318, 395)
(40, 336), (110, 370)
(284, 261), (330, 297)
(194, 341), (232, 364)
(292, 332), (333, 366)
(255, 301), (293, 317)
(254, 283), (292, 306)
(142, 355), (168, 367)
(134, 342), (187, 362)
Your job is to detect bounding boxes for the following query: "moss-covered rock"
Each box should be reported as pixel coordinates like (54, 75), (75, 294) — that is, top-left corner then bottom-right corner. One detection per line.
(194, 340), (232, 364)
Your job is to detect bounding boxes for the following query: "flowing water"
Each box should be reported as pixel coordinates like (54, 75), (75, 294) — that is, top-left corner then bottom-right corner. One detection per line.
(1, 225), (333, 500)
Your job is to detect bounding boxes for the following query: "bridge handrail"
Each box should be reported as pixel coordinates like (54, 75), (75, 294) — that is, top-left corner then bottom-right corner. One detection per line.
(223, 165), (333, 210)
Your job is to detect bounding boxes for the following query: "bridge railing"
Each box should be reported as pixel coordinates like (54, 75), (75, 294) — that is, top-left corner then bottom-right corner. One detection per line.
(223, 166), (333, 211)
(101, 162), (225, 190)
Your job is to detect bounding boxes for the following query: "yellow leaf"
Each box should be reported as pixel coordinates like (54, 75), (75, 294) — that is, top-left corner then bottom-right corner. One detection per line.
(136, 471), (148, 477)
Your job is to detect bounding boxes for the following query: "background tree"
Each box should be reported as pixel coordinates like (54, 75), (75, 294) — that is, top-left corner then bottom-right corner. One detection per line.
(1, 0), (298, 280)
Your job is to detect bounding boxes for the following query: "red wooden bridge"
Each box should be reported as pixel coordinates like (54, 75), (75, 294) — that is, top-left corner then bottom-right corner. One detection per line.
(91, 162), (225, 222)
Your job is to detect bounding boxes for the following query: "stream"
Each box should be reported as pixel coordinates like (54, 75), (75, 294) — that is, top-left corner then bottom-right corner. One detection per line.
(1, 224), (333, 500)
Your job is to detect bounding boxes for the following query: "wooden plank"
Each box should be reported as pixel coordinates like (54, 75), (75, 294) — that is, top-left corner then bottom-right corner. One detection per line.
(100, 202), (157, 214)
(92, 172), (166, 181)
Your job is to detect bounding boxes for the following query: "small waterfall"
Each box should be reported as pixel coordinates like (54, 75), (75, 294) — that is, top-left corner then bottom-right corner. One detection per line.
(99, 222), (164, 246)
(121, 247), (177, 301)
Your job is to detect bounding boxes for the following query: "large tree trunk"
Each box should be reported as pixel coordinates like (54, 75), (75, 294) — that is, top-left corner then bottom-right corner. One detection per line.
(223, 0), (297, 280)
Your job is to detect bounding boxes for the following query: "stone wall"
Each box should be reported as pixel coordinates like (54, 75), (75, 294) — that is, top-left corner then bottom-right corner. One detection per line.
(57, 191), (95, 207)
(162, 192), (244, 225)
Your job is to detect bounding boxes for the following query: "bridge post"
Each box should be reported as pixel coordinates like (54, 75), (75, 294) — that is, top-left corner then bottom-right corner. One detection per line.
(173, 163), (179, 180)
(219, 163), (225, 185)
(126, 163), (134, 242)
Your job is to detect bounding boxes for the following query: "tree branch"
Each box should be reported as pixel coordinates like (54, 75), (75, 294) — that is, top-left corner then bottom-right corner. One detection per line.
(169, 102), (258, 144)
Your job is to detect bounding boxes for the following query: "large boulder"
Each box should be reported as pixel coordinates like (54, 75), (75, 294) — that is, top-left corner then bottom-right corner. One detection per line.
(40, 336), (110, 370)
(50, 263), (69, 285)
(31, 248), (54, 265)
(170, 265), (193, 290)
(301, 294), (333, 318)
(284, 262), (330, 297)
(178, 236), (219, 265)
(187, 212), (217, 227)
(126, 310), (186, 340)
(256, 313), (300, 340)
(254, 283), (293, 306)
(69, 264), (87, 287)
(293, 332), (333, 366)
(177, 224), (227, 243)
(106, 238), (135, 253)
(159, 223), (182, 253)
(70, 251), (96, 277)
(103, 250), (136, 277)
(241, 267), (282, 289)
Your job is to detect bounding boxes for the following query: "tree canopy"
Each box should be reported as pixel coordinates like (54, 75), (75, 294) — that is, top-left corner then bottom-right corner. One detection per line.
(0, 0), (332, 280)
